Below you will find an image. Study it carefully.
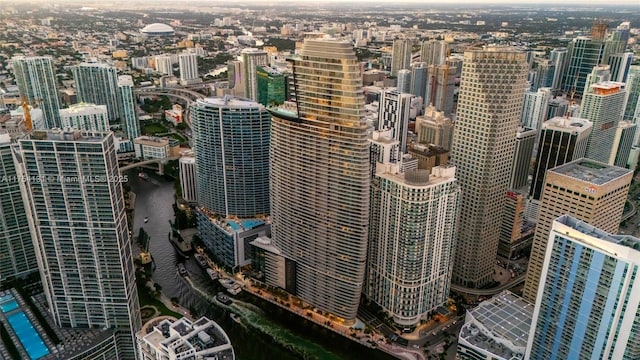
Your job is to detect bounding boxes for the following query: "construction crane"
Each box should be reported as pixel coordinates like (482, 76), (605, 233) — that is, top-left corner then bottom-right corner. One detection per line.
(20, 96), (33, 131)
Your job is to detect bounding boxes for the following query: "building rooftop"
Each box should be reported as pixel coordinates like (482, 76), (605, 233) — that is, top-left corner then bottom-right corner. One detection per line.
(197, 96), (263, 109)
(543, 116), (593, 132)
(134, 136), (169, 147)
(555, 215), (640, 255)
(459, 291), (533, 360)
(27, 129), (108, 142)
(550, 159), (631, 186)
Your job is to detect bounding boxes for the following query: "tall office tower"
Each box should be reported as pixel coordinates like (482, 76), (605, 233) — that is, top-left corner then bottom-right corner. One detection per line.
(550, 48), (568, 90)
(391, 39), (412, 76)
(227, 60), (245, 97)
(256, 66), (285, 106)
(11, 56), (61, 129)
(562, 37), (605, 95)
(525, 215), (640, 360)
(424, 62), (456, 115)
(603, 22), (630, 62)
(178, 53), (199, 85)
(0, 134), (38, 282)
(529, 117), (592, 202)
(191, 97), (270, 268)
(59, 103), (110, 132)
(71, 63), (121, 122)
(241, 49), (268, 101)
(509, 127), (536, 190)
(498, 191), (533, 261)
(545, 96), (569, 119)
(154, 55), (173, 76)
(584, 64), (611, 91)
(267, 38), (370, 322)
(366, 140), (459, 328)
(608, 52), (633, 83)
(522, 159), (632, 302)
(416, 105), (453, 150)
(623, 66), (640, 124)
(409, 62), (427, 100)
(14, 129), (142, 358)
(420, 40), (448, 66)
(580, 81), (626, 163)
(610, 121), (636, 167)
(396, 69), (411, 93)
(450, 49), (529, 288)
(531, 60), (554, 92)
(520, 87), (551, 130)
(118, 75), (140, 152)
(178, 155), (197, 203)
(378, 89), (412, 153)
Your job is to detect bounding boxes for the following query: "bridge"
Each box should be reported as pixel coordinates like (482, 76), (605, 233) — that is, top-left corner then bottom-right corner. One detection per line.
(450, 273), (526, 296)
(119, 156), (179, 175)
(135, 87), (206, 129)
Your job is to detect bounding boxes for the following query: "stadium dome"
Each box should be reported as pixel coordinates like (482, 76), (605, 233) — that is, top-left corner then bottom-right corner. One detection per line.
(140, 23), (175, 36)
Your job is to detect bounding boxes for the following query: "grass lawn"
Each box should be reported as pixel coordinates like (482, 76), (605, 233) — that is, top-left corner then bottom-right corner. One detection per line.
(137, 284), (182, 318)
(166, 133), (187, 143)
(142, 123), (170, 135)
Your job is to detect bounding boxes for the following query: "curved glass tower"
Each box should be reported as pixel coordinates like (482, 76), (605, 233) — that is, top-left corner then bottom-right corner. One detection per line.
(268, 38), (370, 322)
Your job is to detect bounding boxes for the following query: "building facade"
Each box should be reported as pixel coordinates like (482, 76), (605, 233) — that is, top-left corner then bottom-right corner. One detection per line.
(509, 127), (536, 190)
(178, 53), (199, 85)
(256, 66), (285, 106)
(526, 215), (640, 360)
(267, 39), (370, 322)
(610, 121), (636, 167)
(378, 89), (412, 153)
(133, 136), (171, 160)
(11, 56), (61, 129)
(241, 49), (268, 102)
(14, 129), (141, 358)
(562, 37), (605, 95)
(421, 40), (448, 66)
(450, 49), (529, 288)
(118, 75), (140, 152)
(71, 63), (121, 122)
(522, 159), (632, 302)
(520, 87), (551, 130)
(416, 105), (453, 150)
(179, 155), (197, 203)
(424, 62), (456, 115)
(59, 103), (110, 132)
(391, 39), (412, 76)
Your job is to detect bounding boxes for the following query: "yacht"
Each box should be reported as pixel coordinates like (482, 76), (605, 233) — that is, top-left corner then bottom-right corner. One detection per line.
(194, 253), (208, 268)
(206, 268), (219, 281)
(177, 263), (188, 277)
(144, 217), (149, 223)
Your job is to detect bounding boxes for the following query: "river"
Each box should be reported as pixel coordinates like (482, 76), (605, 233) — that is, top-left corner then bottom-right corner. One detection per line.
(127, 169), (396, 360)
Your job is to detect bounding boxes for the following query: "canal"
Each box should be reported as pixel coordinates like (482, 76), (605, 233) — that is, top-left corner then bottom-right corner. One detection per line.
(127, 169), (396, 360)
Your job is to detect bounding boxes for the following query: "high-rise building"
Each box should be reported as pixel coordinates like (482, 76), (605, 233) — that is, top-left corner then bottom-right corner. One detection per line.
(522, 159), (632, 302)
(118, 75), (140, 152)
(623, 66), (640, 126)
(545, 96), (569, 121)
(0, 134), (38, 282)
(71, 63), (121, 122)
(549, 48), (568, 90)
(396, 69), (411, 93)
(509, 127), (536, 190)
(11, 56), (61, 129)
(391, 39), (412, 76)
(610, 121), (636, 167)
(14, 129), (142, 358)
(378, 89), (412, 153)
(265, 38), (370, 322)
(608, 52), (633, 83)
(424, 62), (456, 115)
(498, 190), (534, 261)
(241, 49), (268, 101)
(580, 81), (626, 163)
(525, 215), (640, 360)
(562, 37), (605, 95)
(520, 88), (551, 130)
(256, 66), (286, 106)
(458, 291), (533, 360)
(416, 105), (454, 150)
(179, 155), (197, 204)
(450, 48), (529, 288)
(409, 62), (427, 101)
(603, 22), (631, 62)
(529, 117), (592, 202)
(421, 40), (448, 66)
(191, 97), (271, 268)
(583, 64), (611, 91)
(59, 103), (110, 132)
(154, 55), (173, 76)
(178, 53), (199, 85)
(366, 135), (459, 328)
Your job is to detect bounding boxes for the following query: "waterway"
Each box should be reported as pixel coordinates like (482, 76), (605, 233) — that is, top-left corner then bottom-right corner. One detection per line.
(127, 169), (396, 360)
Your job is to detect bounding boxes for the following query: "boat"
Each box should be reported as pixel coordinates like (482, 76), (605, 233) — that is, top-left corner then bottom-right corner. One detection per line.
(138, 172), (149, 180)
(227, 286), (242, 296)
(194, 253), (208, 268)
(230, 313), (242, 324)
(206, 268), (219, 281)
(177, 263), (188, 277)
(168, 233), (193, 258)
(216, 292), (232, 305)
(144, 217), (149, 223)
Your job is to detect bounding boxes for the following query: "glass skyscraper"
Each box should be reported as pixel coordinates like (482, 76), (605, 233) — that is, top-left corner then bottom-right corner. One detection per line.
(118, 75), (140, 152)
(11, 56), (61, 129)
(13, 129), (141, 358)
(526, 215), (640, 360)
(72, 63), (121, 122)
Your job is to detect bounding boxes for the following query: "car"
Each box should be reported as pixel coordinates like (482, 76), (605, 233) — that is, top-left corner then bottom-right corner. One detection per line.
(412, 344), (420, 349)
(452, 320), (457, 325)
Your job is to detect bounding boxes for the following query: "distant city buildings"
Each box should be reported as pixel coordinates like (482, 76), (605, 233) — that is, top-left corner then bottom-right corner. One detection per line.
(526, 215), (640, 360)
(11, 56), (61, 129)
(14, 129), (142, 358)
(450, 49), (529, 288)
(391, 39), (411, 76)
(178, 53), (200, 85)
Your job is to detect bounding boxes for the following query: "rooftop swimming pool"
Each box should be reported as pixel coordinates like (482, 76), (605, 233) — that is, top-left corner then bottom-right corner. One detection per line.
(0, 300), (19, 313)
(6, 312), (50, 360)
